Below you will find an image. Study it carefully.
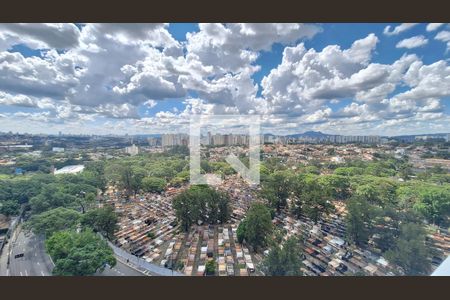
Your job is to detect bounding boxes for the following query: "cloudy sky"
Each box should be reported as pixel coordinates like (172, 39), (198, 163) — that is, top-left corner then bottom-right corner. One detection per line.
(0, 23), (449, 136)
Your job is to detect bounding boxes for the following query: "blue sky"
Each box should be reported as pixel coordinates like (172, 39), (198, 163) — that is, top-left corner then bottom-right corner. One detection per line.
(0, 23), (449, 135)
(166, 23), (450, 115)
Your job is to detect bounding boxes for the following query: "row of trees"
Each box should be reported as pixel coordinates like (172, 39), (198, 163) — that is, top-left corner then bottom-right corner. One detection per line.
(260, 171), (335, 223)
(345, 195), (431, 275)
(104, 155), (189, 197)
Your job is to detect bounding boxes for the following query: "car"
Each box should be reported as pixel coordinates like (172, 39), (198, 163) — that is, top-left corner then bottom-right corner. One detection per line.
(14, 253), (24, 259)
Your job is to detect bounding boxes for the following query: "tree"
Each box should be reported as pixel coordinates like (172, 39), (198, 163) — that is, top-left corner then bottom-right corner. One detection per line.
(372, 207), (421, 253)
(398, 183), (450, 226)
(80, 206), (119, 240)
(205, 260), (216, 275)
(25, 207), (80, 237)
(261, 236), (303, 276)
(45, 229), (116, 276)
(172, 185), (230, 231)
(84, 161), (107, 192)
(5, 178), (43, 204)
(29, 184), (78, 214)
(345, 196), (376, 246)
(109, 164), (145, 198)
(172, 191), (196, 231)
(413, 185), (450, 226)
(237, 219), (248, 244)
(170, 171), (190, 187)
(0, 200), (20, 216)
(142, 176), (166, 193)
(334, 167), (364, 177)
(398, 162), (413, 180)
(318, 175), (351, 200)
(200, 160), (212, 173)
(385, 223), (431, 275)
(300, 165), (321, 175)
(291, 175), (334, 223)
(260, 171), (294, 211)
(241, 203), (273, 250)
(352, 176), (398, 207)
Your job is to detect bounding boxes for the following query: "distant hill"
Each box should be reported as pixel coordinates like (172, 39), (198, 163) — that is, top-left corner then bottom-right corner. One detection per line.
(286, 131), (330, 138)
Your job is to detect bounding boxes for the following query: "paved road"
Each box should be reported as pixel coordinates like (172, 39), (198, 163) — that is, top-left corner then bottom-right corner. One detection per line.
(8, 231), (53, 276)
(99, 259), (145, 276)
(5, 228), (146, 276)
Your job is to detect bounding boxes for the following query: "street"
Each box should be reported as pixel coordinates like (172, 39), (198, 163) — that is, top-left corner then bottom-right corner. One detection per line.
(1, 227), (146, 276)
(98, 259), (145, 276)
(8, 230), (53, 276)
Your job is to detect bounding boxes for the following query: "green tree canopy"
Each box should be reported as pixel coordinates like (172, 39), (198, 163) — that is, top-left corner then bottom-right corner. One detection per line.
(205, 260), (216, 275)
(25, 207), (80, 237)
(318, 174), (351, 200)
(172, 185), (230, 231)
(260, 170), (295, 211)
(80, 206), (119, 240)
(261, 236), (303, 276)
(291, 174), (334, 223)
(398, 182), (450, 226)
(385, 223), (431, 275)
(29, 184), (78, 214)
(142, 176), (167, 193)
(0, 200), (20, 216)
(240, 203), (273, 250)
(45, 229), (116, 276)
(345, 196), (377, 246)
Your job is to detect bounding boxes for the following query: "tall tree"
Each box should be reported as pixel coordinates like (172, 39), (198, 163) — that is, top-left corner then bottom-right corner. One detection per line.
(261, 236), (303, 276)
(345, 196), (376, 246)
(80, 206), (119, 240)
(385, 223), (431, 275)
(241, 203), (273, 250)
(292, 175), (334, 223)
(261, 170), (294, 211)
(172, 185), (230, 231)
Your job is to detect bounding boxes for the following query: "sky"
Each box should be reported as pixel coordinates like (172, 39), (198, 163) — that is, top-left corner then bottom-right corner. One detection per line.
(0, 23), (449, 136)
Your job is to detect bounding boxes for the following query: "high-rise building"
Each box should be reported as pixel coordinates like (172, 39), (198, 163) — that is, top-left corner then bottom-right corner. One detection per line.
(125, 144), (139, 156)
(148, 137), (160, 147)
(161, 134), (189, 147)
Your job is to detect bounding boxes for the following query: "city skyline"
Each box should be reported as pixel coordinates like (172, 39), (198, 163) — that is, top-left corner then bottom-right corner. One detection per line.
(0, 23), (449, 136)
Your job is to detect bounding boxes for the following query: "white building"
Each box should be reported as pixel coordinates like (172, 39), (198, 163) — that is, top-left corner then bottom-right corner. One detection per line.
(161, 134), (189, 147)
(125, 144), (139, 156)
(54, 165), (85, 175)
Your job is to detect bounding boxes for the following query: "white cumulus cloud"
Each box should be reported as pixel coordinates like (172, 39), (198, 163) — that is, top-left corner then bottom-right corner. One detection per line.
(396, 35), (428, 49)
